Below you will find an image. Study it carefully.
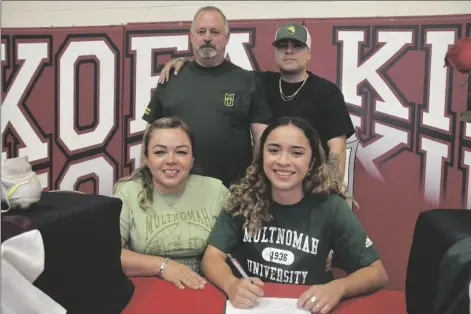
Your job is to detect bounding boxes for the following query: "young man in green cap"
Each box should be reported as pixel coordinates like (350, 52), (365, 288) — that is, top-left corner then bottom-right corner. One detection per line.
(159, 22), (354, 184)
(264, 22), (355, 183)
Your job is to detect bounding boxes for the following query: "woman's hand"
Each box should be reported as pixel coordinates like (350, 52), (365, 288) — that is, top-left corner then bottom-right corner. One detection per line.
(161, 259), (207, 290)
(297, 280), (345, 313)
(226, 277), (265, 309)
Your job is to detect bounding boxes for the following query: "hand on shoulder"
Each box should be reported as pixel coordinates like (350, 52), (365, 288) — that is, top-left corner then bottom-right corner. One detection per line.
(159, 56), (193, 84)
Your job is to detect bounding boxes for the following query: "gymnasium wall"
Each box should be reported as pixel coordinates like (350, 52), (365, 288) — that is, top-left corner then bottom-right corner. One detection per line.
(2, 1), (471, 291)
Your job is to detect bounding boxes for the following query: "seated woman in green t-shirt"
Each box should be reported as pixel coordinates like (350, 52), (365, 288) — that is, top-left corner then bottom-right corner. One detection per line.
(201, 116), (388, 313)
(113, 117), (230, 290)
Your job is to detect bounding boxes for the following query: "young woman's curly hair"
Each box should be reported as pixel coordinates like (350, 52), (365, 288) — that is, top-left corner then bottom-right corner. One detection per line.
(225, 116), (348, 234)
(112, 116), (195, 211)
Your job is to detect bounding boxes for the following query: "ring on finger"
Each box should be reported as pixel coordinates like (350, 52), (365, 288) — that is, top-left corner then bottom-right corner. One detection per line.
(310, 295), (317, 304)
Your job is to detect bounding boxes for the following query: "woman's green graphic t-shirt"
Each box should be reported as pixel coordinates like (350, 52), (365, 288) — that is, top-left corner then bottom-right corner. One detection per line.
(115, 174), (230, 274)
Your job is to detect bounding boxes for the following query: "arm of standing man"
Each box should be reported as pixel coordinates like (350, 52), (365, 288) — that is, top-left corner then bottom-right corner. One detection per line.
(326, 136), (347, 183)
(250, 123), (268, 152)
(318, 86), (355, 184)
(142, 85), (164, 124)
(158, 56), (193, 84)
(249, 73), (272, 155)
(139, 84), (164, 166)
(315, 85), (355, 271)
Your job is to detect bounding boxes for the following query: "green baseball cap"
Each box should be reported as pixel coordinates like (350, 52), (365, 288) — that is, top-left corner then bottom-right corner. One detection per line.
(272, 22), (311, 49)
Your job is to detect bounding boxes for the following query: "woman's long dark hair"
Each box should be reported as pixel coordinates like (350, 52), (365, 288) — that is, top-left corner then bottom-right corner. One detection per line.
(225, 116), (348, 234)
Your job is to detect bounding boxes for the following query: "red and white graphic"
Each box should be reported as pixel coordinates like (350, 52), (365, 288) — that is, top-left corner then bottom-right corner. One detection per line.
(2, 15), (470, 290)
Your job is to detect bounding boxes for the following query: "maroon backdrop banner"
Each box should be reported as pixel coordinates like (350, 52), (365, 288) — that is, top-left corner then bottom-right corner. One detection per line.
(2, 15), (470, 290)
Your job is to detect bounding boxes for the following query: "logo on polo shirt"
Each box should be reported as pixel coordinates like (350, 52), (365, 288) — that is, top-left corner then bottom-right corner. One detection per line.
(224, 93), (235, 107)
(365, 236), (373, 248)
(144, 107), (151, 115)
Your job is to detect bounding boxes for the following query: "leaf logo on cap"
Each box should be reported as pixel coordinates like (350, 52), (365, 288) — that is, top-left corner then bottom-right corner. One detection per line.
(286, 25), (296, 35)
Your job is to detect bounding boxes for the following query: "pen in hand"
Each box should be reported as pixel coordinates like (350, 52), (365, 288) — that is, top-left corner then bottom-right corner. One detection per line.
(227, 253), (254, 284)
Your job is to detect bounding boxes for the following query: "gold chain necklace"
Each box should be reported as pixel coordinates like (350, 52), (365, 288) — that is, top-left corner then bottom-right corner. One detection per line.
(279, 75), (308, 101)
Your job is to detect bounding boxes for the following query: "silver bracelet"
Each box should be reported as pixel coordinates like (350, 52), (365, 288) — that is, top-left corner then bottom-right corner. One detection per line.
(159, 257), (170, 278)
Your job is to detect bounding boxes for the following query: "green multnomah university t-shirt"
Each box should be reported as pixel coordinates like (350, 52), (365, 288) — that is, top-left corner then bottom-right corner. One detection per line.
(207, 194), (380, 285)
(114, 174), (230, 274)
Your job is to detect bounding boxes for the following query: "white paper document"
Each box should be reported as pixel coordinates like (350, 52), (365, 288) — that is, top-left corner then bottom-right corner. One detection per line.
(225, 297), (310, 313)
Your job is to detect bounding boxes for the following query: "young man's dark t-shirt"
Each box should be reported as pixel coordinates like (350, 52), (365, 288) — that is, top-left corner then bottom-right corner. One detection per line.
(255, 71), (354, 155)
(143, 60), (272, 187)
